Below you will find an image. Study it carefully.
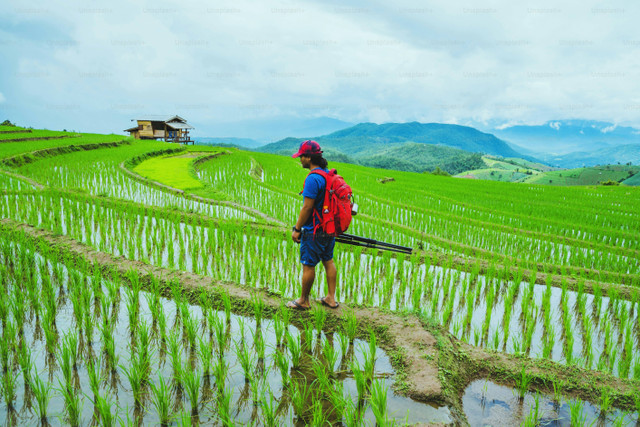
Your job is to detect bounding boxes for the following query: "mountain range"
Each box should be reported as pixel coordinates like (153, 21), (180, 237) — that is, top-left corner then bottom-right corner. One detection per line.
(258, 122), (527, 174)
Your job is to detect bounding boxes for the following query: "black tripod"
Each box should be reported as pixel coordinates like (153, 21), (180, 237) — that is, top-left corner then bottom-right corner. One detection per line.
(335, 233), (412, 255)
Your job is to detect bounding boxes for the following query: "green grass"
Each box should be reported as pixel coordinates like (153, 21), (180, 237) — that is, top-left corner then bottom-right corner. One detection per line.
(0, 133), (129, 161)
(525, 165), (640, 186)
(455, 167), (533, 182)
(622, 172), (640, 186)
(133, 155), (205, 190)
(0, 125), (26, 132)
(0, 129), (76, 141)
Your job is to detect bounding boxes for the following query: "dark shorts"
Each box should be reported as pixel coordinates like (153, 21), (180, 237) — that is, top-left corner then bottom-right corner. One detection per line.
(300, 230), (335, 267)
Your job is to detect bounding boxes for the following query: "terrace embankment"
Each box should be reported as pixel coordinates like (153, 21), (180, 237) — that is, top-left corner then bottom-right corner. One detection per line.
(2, 217), (638, 419)
(0, 139), (131, 168)
(120, 152), (286, 226)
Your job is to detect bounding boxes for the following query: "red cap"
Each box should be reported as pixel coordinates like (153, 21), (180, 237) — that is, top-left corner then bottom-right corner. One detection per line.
(292, 140), (322, 158)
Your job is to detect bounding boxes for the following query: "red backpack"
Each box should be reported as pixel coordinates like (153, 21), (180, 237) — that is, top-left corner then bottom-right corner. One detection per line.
(305, 168), (354, 236)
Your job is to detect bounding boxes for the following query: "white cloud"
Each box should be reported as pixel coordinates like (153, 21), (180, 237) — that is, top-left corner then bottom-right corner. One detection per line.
(0, 92), (5, 103)
(549, 122), (561, 130)
(2, 0), (640, 132)
(601, 124), (617, 133)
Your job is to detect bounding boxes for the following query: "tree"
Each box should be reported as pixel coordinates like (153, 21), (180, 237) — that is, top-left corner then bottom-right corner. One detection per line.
(431, 167), (450, 177)
(1, 119), (15, 126)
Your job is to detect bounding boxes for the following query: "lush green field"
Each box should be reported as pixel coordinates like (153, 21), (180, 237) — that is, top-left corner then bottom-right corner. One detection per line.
(134, 153), (210, 190)
(0, 127), (639, 425)
(525, 164), (640, 186)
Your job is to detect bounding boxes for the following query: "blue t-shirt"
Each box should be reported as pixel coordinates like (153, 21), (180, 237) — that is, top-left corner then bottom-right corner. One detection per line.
(301, 167), (329, 231)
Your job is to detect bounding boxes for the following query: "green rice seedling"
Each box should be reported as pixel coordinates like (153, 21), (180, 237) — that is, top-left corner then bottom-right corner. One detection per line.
(515, 366), (532, 401)
(599, 387), (612, 415)
(157, 302), (167, 340)
(17, 341), (32, 386)
(217, 385), (234, 426)
(252, 293), (266, 326)
(177, 410), (193, 427)
(57, 376), (83, 426)
(311, 356), (331, 391)
(312, 304), (327, 332)
(235, 338), (255, 382)
(254, 329), (266, 361)
(286, 332), (302, 368)
(212, 356), (229, 395)
(279, 301), (291, 326)
(350, 360), (368, 399)
(95, 391), (118, 426)
(183, 311), (199, 350)
(87, 356), (103, 398)
(260, 387), (279, 427)
(290, 380), (312, 420)
(30, 373), (52, 422)
(552, 380), (563, 407)
(569, 399), (587, 426)
(369, 378), (389, 427)
(56, 341), (73, 389)
(303, 322), (315, 349)
(150, 374), (173, 426)
(2, 366), (18, 408)
(197, 336), (213, 375)
(343, 309), (358, 343)
(183, 367), (202, 415)
(167, 329), (184, 385)
(212, 316), (228, 358)
(220, 289), (232, 322)
(310, 398), (326, 425)
(343, 398), (363, 427)
(121, 358), (146, 407)
(272, 313), (285, 347)
(125, 287), (139, 334)
(249, 373), (261, 407)
(323, 336), (339, 372)
(274, 349), (289, 384)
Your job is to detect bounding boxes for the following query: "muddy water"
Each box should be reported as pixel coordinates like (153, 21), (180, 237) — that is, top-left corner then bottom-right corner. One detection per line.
(0, 244), (452, 426)
(462, 379), (639, 426)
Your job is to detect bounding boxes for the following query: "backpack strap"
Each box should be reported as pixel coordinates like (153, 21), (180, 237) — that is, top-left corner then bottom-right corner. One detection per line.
(302, 169), (332, 235)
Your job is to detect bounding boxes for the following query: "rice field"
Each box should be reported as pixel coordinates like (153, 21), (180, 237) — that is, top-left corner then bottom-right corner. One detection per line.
(0, 127), (639, 425)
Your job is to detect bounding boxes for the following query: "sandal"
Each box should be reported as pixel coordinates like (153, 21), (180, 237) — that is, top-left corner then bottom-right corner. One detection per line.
(287, 300), (310, 310)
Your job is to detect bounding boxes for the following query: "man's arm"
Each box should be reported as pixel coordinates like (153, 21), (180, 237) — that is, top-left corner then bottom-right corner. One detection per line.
(292, 196), (315, 243)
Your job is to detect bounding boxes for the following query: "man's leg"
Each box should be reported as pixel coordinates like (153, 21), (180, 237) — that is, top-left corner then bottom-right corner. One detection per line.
(288, 264), (315, 308)
(321, 259), (338, 307)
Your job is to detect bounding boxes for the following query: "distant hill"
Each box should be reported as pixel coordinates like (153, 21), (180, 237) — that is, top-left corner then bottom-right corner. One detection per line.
(258, 122), (528, 174)
(524, 164), (640, 186)
(195, 137), (263, 149)
(544, 144), (640, 169)
(454, 155), (549, 183)
(492, 120), (640, 158)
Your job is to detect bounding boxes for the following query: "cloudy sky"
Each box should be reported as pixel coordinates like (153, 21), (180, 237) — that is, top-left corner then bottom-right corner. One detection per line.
(1, 0), (639, 136)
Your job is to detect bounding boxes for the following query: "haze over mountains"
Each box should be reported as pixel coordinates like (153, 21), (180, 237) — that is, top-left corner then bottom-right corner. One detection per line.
(199, 118), (640, 171)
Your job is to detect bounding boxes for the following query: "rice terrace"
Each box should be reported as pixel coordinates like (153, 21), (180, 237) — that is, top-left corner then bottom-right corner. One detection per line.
(0, 121), (638, 426)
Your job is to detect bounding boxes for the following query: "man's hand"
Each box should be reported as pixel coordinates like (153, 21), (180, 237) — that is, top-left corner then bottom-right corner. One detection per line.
(292, 229), (302, 243)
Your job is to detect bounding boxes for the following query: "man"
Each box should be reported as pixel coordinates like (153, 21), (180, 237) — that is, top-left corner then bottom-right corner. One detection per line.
(287, 140), (339, 310)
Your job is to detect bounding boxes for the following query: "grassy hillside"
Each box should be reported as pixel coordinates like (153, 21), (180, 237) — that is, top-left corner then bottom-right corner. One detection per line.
(455, 155), (544, 182)
(524, 164), (640, 186)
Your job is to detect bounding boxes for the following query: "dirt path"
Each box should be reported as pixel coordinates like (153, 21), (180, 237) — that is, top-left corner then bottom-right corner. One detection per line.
(0, 170), (45, 190)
